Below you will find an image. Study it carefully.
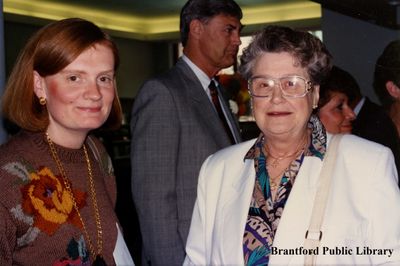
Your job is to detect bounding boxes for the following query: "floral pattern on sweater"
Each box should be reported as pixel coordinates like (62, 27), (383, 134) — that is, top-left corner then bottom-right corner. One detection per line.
(0, 131), (119, 265)
(3, 162), (87, 237)
(53, 236), (90, 266)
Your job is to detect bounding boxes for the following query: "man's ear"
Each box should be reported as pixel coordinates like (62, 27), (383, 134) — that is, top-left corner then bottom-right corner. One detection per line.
(33, 71), (46, 99)
(189, 19), (204, 40)
(386, 81), (400, 99)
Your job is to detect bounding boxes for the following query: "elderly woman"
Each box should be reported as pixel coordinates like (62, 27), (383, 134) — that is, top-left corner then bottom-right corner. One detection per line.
(184, 25), (400, 265)
(317, 66), (356, 134)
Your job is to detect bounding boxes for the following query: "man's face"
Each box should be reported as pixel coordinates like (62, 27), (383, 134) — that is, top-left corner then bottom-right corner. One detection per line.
(198, 14), (242, 70)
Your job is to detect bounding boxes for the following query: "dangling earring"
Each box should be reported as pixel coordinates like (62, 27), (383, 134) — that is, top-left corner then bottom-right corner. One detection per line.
(312, 100), (318, 109)
(39, 97), (46, 106)
(249, 99), (255, 117)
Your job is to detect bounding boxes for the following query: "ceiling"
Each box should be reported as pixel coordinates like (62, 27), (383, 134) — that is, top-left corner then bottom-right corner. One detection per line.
(4, 0), (321, 41)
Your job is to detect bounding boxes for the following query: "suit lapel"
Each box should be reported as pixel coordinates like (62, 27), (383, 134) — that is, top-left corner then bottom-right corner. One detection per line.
(216, 83), (242, 143)
(175, 60), (235, 148)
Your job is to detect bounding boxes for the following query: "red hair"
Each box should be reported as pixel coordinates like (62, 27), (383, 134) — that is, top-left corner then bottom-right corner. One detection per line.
(2, 18), (122, 131)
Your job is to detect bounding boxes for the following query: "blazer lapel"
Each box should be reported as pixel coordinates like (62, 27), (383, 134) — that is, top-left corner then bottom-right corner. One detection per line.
(270, 157), (323, 266)
(217, 159), (255, 264)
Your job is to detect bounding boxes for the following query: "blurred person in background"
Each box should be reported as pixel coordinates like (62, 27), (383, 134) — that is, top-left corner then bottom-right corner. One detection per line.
(317, 66), (356, 134)
(374, 40), (400, 137)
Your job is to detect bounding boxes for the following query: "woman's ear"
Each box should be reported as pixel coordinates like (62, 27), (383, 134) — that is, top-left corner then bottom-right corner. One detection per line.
(33, 71), (46, 99)
(386, 81), (400, 99)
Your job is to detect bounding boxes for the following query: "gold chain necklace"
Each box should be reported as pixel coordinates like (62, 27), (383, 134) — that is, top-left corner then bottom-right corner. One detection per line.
(264, 134), (308, 168)
(45, 133), (104, 264)
(269, 169), (286, 191)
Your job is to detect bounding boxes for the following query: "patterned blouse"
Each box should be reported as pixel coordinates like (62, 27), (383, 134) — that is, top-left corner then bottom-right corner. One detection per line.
(242, 115), (327, 266)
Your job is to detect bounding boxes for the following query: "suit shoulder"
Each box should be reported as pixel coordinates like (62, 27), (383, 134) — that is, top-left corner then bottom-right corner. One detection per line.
(136, 64), (195, 97)
(358, 100), (393, 123)
(133, 74), (178, 108)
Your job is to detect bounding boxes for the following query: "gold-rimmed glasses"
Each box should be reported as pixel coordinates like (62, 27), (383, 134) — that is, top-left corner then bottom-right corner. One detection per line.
(248, 75), (313, 98)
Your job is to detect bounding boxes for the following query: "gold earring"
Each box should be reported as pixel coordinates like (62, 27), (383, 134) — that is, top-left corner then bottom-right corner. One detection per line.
(312, 103), (318, 109)
(39, 97), (46, 106)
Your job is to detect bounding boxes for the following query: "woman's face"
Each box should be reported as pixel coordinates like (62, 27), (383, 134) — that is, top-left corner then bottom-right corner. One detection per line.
(318, 91), (356, 134)
(251, 52), (319, 139)
(34, 43), (115, 139)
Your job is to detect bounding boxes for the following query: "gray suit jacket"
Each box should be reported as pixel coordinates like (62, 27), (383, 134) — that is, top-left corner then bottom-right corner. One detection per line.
(130, 58), (241, 266)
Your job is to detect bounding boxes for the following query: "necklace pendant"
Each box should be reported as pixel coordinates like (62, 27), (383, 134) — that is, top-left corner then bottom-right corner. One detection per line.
(92, 255), (107, 266)
(270, 181), (277, 191)
(270, 159), (279, 168)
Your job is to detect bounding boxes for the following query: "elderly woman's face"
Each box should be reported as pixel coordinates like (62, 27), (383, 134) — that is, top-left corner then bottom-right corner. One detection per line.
(34, 43), (115, 137)
(251, 52), (319, 138)
(318, 91), (355, 134)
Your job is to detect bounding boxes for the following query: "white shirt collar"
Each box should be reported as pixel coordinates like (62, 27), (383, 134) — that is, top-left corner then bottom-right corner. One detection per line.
(181, 54), (213, 91)
(353, 97), (365, 116)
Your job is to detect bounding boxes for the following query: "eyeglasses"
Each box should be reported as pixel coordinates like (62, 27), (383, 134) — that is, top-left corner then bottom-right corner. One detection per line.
(248, 75), (313, 98)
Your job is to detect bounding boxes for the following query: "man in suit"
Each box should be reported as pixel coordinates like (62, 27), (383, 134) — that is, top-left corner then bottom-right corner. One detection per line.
(130, 0), (243, 265)
(372, 40), (400, 181)
(352, 96), (400, 163)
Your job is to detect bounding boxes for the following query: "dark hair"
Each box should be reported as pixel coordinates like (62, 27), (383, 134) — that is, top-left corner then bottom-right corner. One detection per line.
(373, 40), (400, 109)
(2, 18), (123, 131)
(180, 0), (242, 46)
(319, 65), (361, 108)
(239, 25), (332, 85)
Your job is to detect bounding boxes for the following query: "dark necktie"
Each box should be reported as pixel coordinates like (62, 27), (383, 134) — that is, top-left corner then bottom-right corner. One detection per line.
(209, 80), (235, 144)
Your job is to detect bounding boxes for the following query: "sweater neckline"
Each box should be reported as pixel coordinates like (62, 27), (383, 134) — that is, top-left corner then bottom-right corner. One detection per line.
(23, 130), (88, 163)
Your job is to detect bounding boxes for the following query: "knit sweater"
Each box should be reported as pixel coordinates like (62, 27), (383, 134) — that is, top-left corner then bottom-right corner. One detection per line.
(0, 130), (119, 265)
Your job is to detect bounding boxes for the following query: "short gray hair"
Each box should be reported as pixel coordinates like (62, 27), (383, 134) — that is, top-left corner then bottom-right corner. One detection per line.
(239, 25), (332, 85)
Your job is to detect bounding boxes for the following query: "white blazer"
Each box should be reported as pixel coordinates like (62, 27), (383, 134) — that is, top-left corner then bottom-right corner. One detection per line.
(184, 134), (400, 265)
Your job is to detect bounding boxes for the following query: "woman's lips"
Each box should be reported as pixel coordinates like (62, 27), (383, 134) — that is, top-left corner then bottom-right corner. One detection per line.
(267, 111), (292, 116)
(78, 106), (102, 112)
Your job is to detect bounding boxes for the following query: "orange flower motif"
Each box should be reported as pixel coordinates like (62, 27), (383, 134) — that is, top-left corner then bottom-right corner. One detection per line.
(21, 167), (86, 235)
